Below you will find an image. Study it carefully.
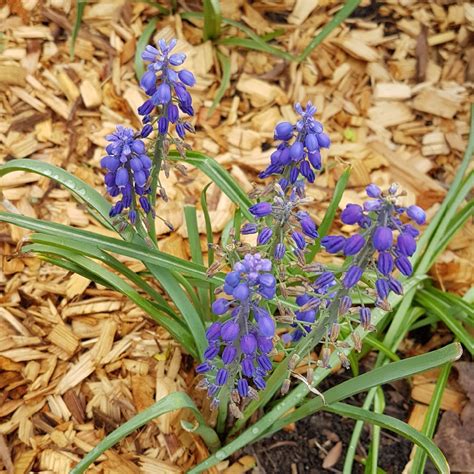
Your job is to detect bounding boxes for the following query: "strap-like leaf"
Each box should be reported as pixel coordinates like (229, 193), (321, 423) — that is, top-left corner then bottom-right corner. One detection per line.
(169, 150), (252, 219)
(70, 392), (220, 474)
(0, 213), (222, 284)
(325, 402), (449, 474)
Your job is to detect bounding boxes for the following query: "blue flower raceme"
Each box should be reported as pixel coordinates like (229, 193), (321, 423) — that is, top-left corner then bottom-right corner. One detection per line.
(138, 38), (195, 141)
(321, 184), (425, 306)
(101, 126), (152, 223)
(196, 253), (277, 410)
(246, 183), (319, 262)
(259, 102), (330, 183)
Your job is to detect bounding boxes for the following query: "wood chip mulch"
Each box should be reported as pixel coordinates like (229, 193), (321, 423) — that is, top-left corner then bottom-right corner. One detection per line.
(0, 1), (473, 472)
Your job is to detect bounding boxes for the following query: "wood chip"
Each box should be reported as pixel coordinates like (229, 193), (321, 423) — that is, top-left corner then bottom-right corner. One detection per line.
(288, 0), (319, 25)
(336, 38), (379, 62)
(412, 87), (463, 119)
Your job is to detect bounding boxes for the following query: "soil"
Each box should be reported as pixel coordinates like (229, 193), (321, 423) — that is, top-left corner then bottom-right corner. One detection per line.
(241, 369), (413, 473)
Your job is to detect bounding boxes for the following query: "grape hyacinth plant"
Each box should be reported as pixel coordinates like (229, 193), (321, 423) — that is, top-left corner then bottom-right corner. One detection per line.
(1, 32), (470, 474)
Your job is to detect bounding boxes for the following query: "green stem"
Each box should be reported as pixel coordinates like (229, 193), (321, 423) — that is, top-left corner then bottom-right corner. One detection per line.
(148, 136), (165, 247)
(410, 361), (452, 473)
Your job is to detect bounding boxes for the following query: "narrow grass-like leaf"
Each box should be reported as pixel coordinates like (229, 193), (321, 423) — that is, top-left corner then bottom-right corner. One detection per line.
(193, 343), (461, 473)
(297, 0), (361, 62)
(229, 276), (426, 437)
(424, 285), (474, 320)
(0, 159), (114, 230)
(201, 183), (214, 266)
(344, 387), (377, 474)
(172, 269), (206, 317)
(426, 197), (474, 269)
(324, 402), (449, 474)
(363, 334), (400, 362)
(70, 0), (87, 58)
(135, 18), (157, 80)
(217, 37), (286, 55)
(414, 104), (474, 269)
(259, 29), (286, 42)
(181, 11), (294, 61)
(264, 342), (461, 434)
(168, 150), (252, 219)
(40, 254), (111, 288)
(203, 0), (221, 40)
(24, 243), (196, 355)
(419, 172), (474, 273)
(0, 213), (222, 284)
(344, 303), (425, 473)
(208, 50), (231, 116)
(30, 232), (178, 320)
(70, 392), (219, 474)
(365, 387), (385, 474)
(306, 167), (351, 262)
(184, 205), (210, 317)
(410, 362), (452, 473)
(139, 0), (170, 14)
(146, 265), (208, 358)
(416, 290), (474, 355)
(184, 205), (204, 266)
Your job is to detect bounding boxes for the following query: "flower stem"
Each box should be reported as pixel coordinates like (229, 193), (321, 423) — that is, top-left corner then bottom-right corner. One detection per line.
(148, 135), (165, 247)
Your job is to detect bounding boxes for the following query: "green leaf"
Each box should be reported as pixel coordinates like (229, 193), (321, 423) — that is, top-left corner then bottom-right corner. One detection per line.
(229, 276), (426, 437)
(411, 362), (452, 473)
(325, 402), (449, 474)
(306, 167), (351, 262)
(70, 392), (220, 474)
(363, 334), (400, 362)
(426, 197), (474, 269)
(343, 304), (425, 473)
(184, 205), (204, 266)
(181, 11), (294, 61)
(416, 290), (474, 356)
(208, 50), (231, 116)
(192, 343), (460, 474)
(365, 387), (385, 474)
(216, 36), (285, 55)
(201, 183), (215, 266)
(139, 0), (170, 14)
(30, 232), (179, 320)
(297, 0), (361, 62)
(135, 18), (157, 80)
(40, 254), (111, 288)
(0, 213), (222, 285)
(70, 0), (87, 58)
(423, 285), (474, 320)
(265, 342), (462, 434)
(414, 104), (474, 270)
(168, 150), (252, 219)
(24, 243), (197, 356)
(184, 205), (210, 316)
(203, 0), (221, 40)
(344, 387), (377, 474)
(259, 29), (286, 42)
(146, 265), (208, 358)
(0, 159), (114, 231)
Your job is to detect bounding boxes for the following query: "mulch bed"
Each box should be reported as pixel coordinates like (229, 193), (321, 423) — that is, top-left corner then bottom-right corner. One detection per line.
(0, 0), (472, 472)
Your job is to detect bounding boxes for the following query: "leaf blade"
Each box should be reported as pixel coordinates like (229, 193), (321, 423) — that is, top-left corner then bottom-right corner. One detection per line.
(70, 392), (220, 474)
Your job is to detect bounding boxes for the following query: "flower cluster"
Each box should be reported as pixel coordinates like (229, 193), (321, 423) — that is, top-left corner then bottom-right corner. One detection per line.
(279, 184), (425, 347)
(101, 126), (152, 223)
(322, 183), (426, 307)
(243, 182), (319, 263)
(138, 38), (195, 141)
(282, 270), (337, 343)
(259, 102), (330, 184)
(197, 254), (277, 410)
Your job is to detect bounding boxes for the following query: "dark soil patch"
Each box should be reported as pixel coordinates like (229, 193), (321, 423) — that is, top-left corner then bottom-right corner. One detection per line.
(240, 368), (413, 473)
